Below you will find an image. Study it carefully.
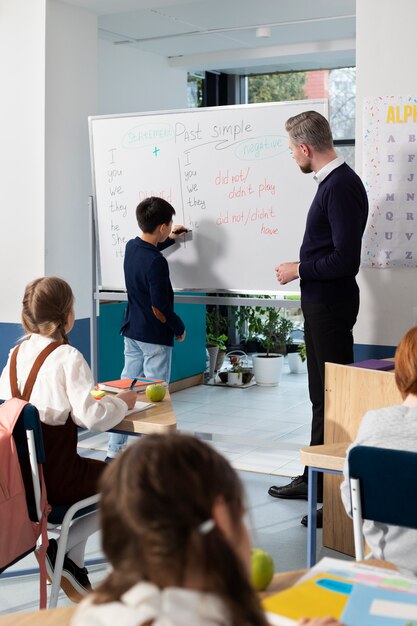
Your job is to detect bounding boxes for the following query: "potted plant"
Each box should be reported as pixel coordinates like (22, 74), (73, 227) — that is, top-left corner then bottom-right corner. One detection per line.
(287, 341), (307, 374)
(233, 303), (264, 353)
(227, 358), (245, 386)
(225, 354), (254, 386)
(251, 308), (294, 386)
(206, 307), (228, 378)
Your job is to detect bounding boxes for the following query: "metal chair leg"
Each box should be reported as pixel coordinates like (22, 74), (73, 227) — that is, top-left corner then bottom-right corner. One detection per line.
(307, 466), (318, 567)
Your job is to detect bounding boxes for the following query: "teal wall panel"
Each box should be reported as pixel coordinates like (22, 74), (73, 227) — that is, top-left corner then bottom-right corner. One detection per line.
(98, 301), (206, 383)
(0, 319), (90, 370)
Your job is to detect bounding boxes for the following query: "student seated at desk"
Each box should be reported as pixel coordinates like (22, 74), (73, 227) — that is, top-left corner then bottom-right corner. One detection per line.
(72, 433), (341, 626)
(0, 277), (137, 602)
(341, 325), (417, 576)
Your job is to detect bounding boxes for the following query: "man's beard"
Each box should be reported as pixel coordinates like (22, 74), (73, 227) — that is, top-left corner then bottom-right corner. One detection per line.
(299, 164), (313, 174)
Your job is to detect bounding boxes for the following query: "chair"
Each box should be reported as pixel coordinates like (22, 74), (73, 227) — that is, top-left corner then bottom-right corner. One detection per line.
(47, 493), (99, 607)
(2, 400), (100, 608)
(348, 445), (417, 560)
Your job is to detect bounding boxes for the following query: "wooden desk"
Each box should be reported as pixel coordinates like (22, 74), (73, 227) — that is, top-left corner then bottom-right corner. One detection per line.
(111, 390), (176, 436)
(0, 606), (76, 626)
(323, 362), (402, 555)
(301, 443), (349, 566)
(0, 561), (396, 626)
(300, 442), (348, 473)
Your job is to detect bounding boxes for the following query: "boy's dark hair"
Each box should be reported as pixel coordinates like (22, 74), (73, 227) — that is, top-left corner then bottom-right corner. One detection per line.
(93, 433), (268, 626)
(136, 196), (176, 233)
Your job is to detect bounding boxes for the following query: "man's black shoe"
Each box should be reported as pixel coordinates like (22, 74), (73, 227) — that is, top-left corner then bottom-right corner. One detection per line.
(301, 507), (323, 528)
(268, 475), (308, 500)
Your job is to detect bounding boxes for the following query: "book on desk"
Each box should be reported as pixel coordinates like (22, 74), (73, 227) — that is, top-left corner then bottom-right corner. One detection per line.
(348, 359), (395, 371)
(263, 558), (417, 625)
(98, 377), (164, 392)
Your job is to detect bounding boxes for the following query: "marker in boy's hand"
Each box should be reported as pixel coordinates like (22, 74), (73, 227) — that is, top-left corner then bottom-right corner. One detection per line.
(170, 225), (189, 237)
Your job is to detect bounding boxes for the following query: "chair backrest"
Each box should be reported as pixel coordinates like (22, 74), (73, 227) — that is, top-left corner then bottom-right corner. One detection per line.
(348, 445), (417, 529)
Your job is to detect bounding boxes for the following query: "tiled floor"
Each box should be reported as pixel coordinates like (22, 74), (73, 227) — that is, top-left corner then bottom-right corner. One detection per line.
(1, 361), (348, 615)
(79, 357), (311, 476)
(176, 363), (310, 476)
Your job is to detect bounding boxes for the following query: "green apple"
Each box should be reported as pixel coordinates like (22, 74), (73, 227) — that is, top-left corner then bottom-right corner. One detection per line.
(145, 383), (166, 402)
(250, 547), (274, 591)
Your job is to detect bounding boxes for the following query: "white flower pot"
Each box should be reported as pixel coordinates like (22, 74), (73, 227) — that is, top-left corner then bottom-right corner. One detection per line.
(206, 345), (219, 379)
(228, 371), (243, 386)
(252, 353), (283, 386)
(287, 352), (307, 374)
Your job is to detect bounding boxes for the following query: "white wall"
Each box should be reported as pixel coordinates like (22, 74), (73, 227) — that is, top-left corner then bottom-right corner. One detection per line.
(98, 38), (187, 115)
(0, 0), (46, 322)
(0, 0), (97, 323)
(45, 0), (97, 318)
(355, 0), (417, 347)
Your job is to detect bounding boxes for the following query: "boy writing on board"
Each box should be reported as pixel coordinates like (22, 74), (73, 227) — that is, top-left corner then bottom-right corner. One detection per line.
(106, 196), (187, 461)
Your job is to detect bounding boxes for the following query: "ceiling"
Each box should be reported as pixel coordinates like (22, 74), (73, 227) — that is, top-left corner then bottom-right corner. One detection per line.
(63, 0), (356, 75)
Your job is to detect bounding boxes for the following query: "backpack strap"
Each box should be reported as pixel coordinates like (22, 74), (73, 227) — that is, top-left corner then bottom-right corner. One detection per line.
(10, 341), (62, 401)
(8, 342), (59, 609)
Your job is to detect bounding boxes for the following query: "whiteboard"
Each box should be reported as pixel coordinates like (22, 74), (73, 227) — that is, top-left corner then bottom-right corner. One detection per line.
(89, 99), (326, 293)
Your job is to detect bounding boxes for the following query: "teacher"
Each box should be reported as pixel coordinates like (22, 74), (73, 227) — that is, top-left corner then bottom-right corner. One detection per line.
(268, 111), (368, 528)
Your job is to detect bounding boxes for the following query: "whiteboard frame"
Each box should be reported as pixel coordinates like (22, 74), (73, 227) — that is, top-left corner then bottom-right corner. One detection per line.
(88, 98), (327, 294)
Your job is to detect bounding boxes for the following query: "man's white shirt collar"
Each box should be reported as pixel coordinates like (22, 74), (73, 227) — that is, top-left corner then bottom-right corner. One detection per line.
(313, 156), (345, 184)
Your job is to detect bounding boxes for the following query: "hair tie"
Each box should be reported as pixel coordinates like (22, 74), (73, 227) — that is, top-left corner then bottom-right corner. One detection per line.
(198, 519), (216, 535)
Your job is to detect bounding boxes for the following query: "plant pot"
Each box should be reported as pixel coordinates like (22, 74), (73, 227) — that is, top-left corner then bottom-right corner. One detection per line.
(215, 349), (226, 372)
(228, 371), (243, 386)
(218, 371), (228, 383)
(242, 371), (254, 385)
(206, 345), (219, 379)
(287, 352), (307, 374)
(252, 353), (283, 386)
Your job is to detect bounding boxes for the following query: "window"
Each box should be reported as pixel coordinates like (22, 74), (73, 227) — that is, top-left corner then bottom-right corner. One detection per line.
(187, 73), (203, 108)
(245, 67), (357, 167)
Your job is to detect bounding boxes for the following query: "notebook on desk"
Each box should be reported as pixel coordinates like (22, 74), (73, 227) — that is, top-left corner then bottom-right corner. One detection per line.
(262, 573), (353, 621)
(341, 583), (417, 625)
(125, 400), (154, 415)
(98, 377), (164, 392)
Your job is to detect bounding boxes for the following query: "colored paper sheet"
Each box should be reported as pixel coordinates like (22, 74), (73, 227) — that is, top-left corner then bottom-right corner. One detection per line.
(342, 583), (417, 625)
(262, 573), (353, 620)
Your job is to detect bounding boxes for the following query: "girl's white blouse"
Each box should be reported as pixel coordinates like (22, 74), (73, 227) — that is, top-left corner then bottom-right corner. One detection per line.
(0, 334), (127, 431)
(71, 581), (231, 626)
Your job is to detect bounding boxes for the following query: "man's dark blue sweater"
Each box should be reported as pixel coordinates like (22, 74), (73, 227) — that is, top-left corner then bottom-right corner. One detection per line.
(299, 162), (369, 304)
(121, 237), (185, 347)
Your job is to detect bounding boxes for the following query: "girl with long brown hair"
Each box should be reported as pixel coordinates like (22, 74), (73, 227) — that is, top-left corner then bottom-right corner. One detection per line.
(72, 433), (342, 626)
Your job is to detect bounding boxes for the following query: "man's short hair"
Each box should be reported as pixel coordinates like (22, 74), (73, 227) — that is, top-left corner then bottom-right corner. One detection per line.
(136, 196), (176, 233)
(285, 111), (333, 152)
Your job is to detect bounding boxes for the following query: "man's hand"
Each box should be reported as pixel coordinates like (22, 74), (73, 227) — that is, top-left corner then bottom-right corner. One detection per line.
(176, 330), (186, 342)
(275, 262), (299, 285)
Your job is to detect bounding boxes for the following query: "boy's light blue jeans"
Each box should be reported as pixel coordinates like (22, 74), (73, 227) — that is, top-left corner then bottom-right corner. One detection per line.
(107, 338), (172, 458)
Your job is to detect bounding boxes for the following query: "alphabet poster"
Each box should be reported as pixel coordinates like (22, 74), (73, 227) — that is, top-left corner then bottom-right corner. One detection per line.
(362, 95), (417, 268)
